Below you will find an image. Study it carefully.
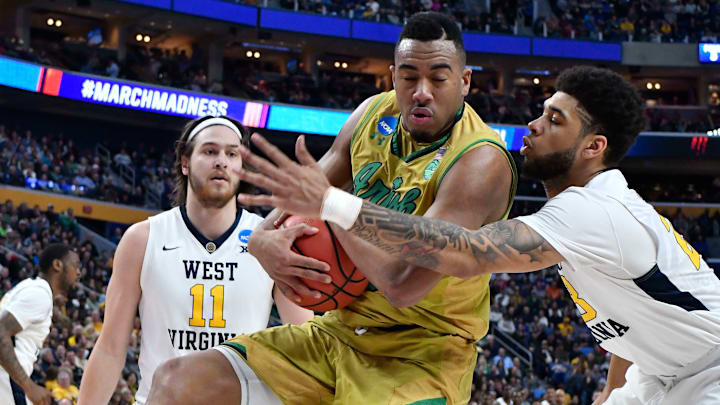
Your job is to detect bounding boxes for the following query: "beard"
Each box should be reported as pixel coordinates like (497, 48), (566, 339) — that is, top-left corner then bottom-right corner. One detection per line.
(521, 145), (577, 182)
(188, 167), (239, 209)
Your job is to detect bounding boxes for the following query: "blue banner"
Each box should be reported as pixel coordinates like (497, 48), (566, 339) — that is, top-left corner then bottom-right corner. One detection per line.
(699, 43), (720, 63)
(464, 33), (531, 55)
(260, 9), (350, 37)
(266, 105), (350, 136)
(352, 21), (403, 43)
(0, 57), (43, 93)
(532, 38), (621, 61)
(56, 72), (247, 119)
(174, 0), (256, 26)
(489, 125), (530, 151)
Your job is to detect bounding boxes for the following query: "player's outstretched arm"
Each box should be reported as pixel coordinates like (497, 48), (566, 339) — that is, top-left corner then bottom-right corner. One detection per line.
(79, 221), (147, 405)
(236, 134), (563, 278)
(0, 312), (53, 405)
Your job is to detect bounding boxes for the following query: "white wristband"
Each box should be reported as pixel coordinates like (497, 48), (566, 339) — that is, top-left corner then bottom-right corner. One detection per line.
(320, 187), (363, 230)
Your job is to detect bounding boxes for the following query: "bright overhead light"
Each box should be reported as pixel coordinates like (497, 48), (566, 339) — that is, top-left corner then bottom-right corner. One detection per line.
(646, 82), (653, 89)
(136, 33), (143, 42)
(143, 35), (151, 43)
(55, 19), (62, 27)
(253, 51), (260, 58)
(654, 82), (661, 90)
(533, 77), (540, 85)
(316, 60), (323, 66)
(341, 62), (348, 69)
(246, 50), (253, 57)
(47, 18), (54, 26)
(334, 61), (340, 68)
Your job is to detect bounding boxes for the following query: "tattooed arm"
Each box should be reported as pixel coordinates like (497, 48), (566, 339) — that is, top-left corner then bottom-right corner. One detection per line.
(235, 134), (562, 279)
(349, 201), (563, 278)
(0, 311), (53, 405)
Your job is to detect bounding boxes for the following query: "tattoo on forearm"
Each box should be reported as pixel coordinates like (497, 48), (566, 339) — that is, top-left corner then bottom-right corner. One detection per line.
(350, 202), (554, 274)
(0, 334), (30, 387)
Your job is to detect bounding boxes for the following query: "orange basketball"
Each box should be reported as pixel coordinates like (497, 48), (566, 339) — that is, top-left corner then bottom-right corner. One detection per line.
(282, 215), (368, 312)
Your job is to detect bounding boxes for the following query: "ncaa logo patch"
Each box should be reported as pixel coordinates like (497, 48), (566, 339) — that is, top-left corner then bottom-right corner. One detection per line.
(377, 116), (397, 136)
(238, 229), (252, 244)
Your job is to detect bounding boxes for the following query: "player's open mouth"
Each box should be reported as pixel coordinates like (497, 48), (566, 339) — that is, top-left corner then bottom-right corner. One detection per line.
(410, 107), (433, 125)
(520, 136), (532, 155)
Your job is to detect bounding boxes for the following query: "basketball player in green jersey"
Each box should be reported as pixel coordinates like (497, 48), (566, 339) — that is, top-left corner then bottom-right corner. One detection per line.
(147, 11), (517, 405)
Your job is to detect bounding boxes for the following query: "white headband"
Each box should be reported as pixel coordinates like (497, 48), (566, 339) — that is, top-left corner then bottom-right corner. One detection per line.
(187, 117), (243, 143)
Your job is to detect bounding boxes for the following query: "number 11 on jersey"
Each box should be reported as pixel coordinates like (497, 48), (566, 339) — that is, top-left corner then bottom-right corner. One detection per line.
(189, 284), (226, 327)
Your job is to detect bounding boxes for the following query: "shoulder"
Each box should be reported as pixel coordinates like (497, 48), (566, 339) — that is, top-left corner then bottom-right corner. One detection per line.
(118, 220), (150, 251)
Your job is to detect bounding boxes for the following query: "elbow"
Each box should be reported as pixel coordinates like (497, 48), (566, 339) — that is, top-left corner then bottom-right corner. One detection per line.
(453, 261), (487, 279)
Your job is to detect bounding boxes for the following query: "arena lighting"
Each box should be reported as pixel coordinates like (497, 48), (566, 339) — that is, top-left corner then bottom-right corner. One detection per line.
(334, 61), (340, 68)
(246, 50), (253, 58)
(533, 77), (540, 85)
(316, 60), (323, 66)
(55, 19), (63, 27)
(654, 82), (661, 90)
(135, 33), (143, 42)
(646, 82), (653, 89)
(253, 51), (260, 58)
(143, 35), (151, 43)
(341, 62), (348, 69)
(47, 18), (54, 26)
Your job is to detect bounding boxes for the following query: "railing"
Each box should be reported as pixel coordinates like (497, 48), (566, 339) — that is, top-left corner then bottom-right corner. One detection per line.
(489, 324), (533, 369)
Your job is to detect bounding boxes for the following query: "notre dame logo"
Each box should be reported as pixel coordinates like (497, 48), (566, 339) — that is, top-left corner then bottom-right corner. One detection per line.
(353, 162), (421, 214)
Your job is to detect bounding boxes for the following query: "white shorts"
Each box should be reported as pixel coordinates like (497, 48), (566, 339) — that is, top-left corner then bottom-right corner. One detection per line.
(0, 371), (29, 405)
(605, 347), (720, 405)
(212, 345), (282, 405)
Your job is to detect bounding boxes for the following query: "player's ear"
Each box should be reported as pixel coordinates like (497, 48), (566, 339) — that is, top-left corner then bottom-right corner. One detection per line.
(52, 258), (64, 274)
(582, 134), (607, 160)
(181, 155), (189, 176)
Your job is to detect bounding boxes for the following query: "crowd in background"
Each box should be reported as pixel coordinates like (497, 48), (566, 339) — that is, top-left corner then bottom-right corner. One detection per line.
(0, 123), (176, 210)
(267, 0), (720, 43)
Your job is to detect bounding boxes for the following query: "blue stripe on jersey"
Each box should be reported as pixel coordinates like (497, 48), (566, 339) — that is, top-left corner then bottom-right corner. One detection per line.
(9, 377), (27, 405)
(634, 264), (708, 311)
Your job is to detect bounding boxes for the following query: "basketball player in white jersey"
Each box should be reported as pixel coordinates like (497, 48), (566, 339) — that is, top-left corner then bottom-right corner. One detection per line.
(233, 66), (720, 405)
(77, 116), (315, 405)
(0, 243), (80, 405)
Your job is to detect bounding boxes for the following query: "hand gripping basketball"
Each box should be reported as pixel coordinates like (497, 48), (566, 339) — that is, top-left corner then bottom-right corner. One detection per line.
(282, 216), (368, 312)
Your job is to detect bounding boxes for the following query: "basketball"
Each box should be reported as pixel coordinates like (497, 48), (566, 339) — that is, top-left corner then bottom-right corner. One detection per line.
(282, 215), (368, 312)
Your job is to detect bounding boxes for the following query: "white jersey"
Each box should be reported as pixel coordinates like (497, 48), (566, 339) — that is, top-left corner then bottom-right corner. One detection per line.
(135, 206), (274, 404)
(0, 278), (53, 404)
(519, 170), (720, 377)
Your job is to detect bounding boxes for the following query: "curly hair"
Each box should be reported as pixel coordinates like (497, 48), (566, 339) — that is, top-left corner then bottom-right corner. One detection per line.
(172, 115), (251, 207)
(396, 11), (466, 64)
(555, 66), (647, 164)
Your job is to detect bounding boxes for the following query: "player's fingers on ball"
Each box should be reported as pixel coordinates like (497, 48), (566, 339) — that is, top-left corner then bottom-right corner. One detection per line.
(286, 223), (318, 237)
(288, 250), (329, 271)
(251, 134), (297, 169)
(288, 277), (321, 299)
(294, 267), (332, 284)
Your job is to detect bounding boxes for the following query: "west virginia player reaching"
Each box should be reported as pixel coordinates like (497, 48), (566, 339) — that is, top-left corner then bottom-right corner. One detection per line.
(77, 116), (313, 405)
(146, 12), (517, 405)
(237, 66), (720, 405)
